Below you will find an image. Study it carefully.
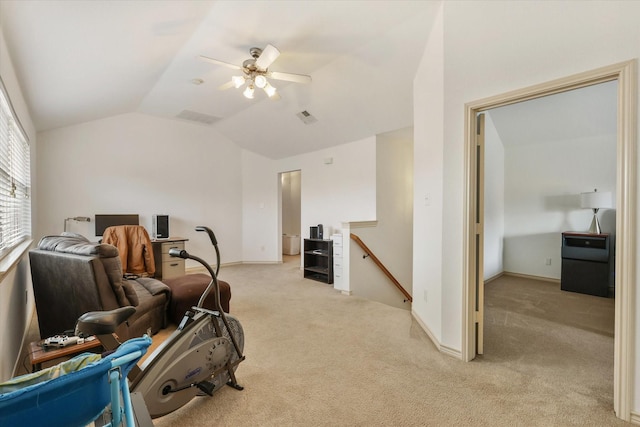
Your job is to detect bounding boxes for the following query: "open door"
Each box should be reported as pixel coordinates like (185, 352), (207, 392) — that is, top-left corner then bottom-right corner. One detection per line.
(474, 113), (485, 355)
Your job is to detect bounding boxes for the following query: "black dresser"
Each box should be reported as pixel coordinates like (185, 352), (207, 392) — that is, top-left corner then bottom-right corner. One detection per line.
(561, 232), (614, 297)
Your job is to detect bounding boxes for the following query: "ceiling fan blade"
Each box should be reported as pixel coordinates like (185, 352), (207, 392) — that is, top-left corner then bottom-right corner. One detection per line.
(255, 44), (280, 69)
(218, 80), (235, 90)
(198, 55), (242, 70)
(269, 71), (312, 84)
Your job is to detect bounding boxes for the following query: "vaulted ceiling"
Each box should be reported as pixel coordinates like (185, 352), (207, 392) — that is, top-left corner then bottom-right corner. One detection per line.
(0, 0), (436, 159)
(0, 1), (616, 160)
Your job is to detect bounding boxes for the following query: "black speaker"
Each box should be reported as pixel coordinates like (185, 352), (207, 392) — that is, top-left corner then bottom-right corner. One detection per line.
(153, 215), (169, 239)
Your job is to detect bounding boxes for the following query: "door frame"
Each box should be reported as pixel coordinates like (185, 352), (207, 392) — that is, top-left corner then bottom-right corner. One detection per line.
(462, 60), (637, 421)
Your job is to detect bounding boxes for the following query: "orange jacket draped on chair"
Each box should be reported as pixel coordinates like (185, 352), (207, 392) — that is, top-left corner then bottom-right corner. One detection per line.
(102, 225), (155, 276)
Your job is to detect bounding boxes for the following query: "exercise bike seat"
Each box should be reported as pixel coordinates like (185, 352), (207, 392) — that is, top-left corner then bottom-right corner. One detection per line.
(75, 306), (136, 336)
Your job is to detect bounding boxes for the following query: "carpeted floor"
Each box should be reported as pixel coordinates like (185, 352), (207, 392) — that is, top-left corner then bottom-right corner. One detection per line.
(17, 256), (627, 426)
(149, 258), (627, 426)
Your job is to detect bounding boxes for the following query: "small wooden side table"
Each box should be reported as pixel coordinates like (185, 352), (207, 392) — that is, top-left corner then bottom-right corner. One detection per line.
(29, 337), (103, 372)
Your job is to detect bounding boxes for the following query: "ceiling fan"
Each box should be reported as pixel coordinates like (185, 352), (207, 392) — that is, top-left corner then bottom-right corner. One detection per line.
(198, 44), (312, 100)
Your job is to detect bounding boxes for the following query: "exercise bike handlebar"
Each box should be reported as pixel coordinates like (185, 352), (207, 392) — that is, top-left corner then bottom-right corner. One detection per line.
(169, 247), (221, 310)
(167, 244), (244, 359)
(168, 225), (222, 309)
(168, 248), (189, 259)
(195, 225), (220, 277)
(195, 226), (217, 246)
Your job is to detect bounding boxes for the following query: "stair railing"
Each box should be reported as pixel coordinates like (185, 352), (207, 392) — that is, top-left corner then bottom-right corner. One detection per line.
(350, 233), (412, 303)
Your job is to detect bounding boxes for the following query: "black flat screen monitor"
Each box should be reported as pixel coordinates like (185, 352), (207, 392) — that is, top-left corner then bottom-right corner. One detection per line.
(95, 214), (139, 236)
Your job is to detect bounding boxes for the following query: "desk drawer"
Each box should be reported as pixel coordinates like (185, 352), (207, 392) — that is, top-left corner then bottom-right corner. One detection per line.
(152, 240), (187, 279)
(162, 259), (185, 279)
(160, 241), (184, 262)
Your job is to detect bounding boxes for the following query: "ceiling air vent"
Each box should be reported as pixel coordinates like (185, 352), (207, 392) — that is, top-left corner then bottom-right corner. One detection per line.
(176, 110), (220, 125)
(296, 110), (317, 125)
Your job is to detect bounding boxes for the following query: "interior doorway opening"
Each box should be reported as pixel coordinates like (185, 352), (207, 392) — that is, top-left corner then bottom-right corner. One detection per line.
(463, 60), (636, 421)
(280, 170), (302, 262)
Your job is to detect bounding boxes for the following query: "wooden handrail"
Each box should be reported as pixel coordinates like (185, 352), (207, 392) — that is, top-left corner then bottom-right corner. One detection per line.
(350, 233), (412, 303)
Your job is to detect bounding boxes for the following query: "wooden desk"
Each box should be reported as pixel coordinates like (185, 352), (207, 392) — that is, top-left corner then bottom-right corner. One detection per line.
(29, 337), (102, 372)
(151, 237), (188, 280)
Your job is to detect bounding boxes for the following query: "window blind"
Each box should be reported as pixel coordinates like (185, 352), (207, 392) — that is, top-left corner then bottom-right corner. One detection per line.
(0, 79), (31, 256)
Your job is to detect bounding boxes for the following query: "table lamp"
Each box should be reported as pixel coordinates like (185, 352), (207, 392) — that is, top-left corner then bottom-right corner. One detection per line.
(579, 189), (612, 234)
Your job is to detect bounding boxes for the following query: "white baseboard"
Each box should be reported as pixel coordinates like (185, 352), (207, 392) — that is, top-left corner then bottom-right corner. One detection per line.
(185, 261), (275, 274)
(485, 271), (560, 285)
(484, 272), (504, 284)
(411, 310), (463, 360)
(502, 271), (560, 284)
(439, 344), (463, 360)
(630, 410), (640, 425)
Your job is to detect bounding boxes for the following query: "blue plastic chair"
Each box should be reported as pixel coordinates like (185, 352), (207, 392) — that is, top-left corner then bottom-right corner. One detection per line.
(0, 335), (151, 427)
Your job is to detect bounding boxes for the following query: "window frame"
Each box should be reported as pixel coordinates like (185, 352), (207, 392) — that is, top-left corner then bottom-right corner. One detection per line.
(0, 76), (31, 262)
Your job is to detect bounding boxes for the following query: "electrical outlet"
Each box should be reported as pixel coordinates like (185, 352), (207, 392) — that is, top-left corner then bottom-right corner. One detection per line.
(423, 290), (428, 302)
(545, 258), (552, 266)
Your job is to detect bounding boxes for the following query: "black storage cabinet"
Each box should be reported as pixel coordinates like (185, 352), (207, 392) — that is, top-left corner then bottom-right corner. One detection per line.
(303, 239), (333, 284)
(561, 232), (614, 297)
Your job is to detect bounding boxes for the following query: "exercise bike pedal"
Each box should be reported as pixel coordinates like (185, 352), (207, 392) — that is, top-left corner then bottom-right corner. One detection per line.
(196, 380), (216, 396)
(227, 380), (244, 391)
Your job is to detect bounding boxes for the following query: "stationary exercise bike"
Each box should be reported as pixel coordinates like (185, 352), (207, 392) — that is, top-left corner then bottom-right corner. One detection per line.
(75, 226), (245, 419)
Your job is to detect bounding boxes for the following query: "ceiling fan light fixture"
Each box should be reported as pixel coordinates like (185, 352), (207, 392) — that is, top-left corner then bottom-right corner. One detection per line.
(254, 74), (268, 89)
(243, 85), (255, 99)
(232, 75), (245, 88)
(263, 82), (277, 98)
(201, 44), (311, 101)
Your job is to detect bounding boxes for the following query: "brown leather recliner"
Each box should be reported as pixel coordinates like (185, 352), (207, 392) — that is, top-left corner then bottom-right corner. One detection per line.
(29, 233), (170, 340)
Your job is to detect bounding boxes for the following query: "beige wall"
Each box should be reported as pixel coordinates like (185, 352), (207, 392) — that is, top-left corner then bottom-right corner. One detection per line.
(281, 170), (301, 237)
(350, 127), (413, 310)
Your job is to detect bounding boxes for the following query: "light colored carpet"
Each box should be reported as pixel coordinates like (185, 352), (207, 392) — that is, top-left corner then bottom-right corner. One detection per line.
(149, 258), (628, 426)
(15, 257), (626, 425)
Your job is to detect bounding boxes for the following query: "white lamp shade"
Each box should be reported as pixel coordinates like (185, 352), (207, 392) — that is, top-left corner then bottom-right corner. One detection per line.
(580, 191), (612, 209)
(263, 82), (277, 97)
(243, 85), (255, 99)
(232, 75), (245, 88)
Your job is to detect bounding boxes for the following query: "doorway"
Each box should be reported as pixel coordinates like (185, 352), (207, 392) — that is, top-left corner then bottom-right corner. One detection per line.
(281, 170), (302, 262)
(463, 60), (636, 421)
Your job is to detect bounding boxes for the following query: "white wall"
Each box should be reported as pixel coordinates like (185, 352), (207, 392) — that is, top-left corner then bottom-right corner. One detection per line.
(294, 136), (377, 238)
(0, 25), (37, 381)
(503, 135), (616, 279)
(36, 113), (243, 268)
(413, 0), (640, 414)
(242, 136), (377, 263)
(483, 112), (504, 280)
(241, 149), (280, 262)
(412, 2), (444, 345)
(350, 127), (413, 310)
(483, 112), (616, 281)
